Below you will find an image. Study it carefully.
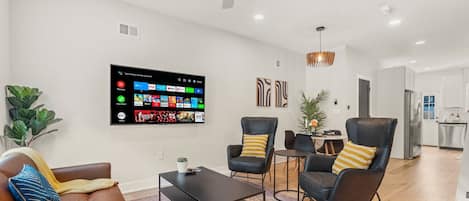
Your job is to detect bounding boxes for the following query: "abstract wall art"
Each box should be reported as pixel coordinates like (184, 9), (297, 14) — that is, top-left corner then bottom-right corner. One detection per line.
(256, 78), (272, 107)
(275, 80), (288, 108)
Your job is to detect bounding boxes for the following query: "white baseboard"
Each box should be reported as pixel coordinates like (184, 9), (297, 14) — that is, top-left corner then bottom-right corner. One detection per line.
(119, 177), (157, 194)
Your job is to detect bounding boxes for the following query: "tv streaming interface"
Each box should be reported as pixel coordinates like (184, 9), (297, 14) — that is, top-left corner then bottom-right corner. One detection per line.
(111, 65), (205, 125)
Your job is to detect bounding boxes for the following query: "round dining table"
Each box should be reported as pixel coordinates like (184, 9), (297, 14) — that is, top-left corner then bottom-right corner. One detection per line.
(310, 135), (348, 155)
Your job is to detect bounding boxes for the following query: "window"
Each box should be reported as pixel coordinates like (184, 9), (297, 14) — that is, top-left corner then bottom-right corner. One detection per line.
(423, 95), (436, 119)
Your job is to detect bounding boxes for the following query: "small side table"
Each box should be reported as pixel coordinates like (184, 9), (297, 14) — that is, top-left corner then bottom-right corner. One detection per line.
(273, 149), (309, 201)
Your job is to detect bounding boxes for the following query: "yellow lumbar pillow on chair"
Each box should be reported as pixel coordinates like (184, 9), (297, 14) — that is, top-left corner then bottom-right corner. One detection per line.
(240, 134), (269, 158)
(332, 141), (377, 175)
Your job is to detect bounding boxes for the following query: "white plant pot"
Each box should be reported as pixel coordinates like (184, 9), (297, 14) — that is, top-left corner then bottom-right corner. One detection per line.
(176, 162), (188, 173)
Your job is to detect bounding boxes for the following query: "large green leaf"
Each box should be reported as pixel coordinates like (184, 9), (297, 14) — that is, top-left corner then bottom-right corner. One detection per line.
(30, 109), (62, 136)
(4, 121), (29, 146)
(7, 85), (42, 99)
(9, 108), (36, 123)
(7, 97), (26, 108)
(6, 85), (41, 108)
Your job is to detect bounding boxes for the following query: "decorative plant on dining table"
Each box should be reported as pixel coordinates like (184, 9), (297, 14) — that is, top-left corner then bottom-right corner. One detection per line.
(3, 85), (62, 147)
(299, 90), (328, 132)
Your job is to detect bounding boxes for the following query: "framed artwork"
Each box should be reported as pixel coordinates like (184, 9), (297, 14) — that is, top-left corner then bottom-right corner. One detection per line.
(256, 78), (271, 107)
(275, 80), (288, 107)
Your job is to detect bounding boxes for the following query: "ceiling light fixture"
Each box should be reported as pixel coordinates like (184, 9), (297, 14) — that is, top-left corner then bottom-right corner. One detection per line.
(307, 26), (335, 67)
(424, 67), (432, 71)
(388, 19), (402, 26)
(253, 14), (264, 21)
(409, 60), (417, 64)
(415, 40), (426, 45)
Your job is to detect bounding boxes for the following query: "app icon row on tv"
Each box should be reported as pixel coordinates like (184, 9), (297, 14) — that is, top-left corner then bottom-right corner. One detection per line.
(134, 81), (203, 94)
(134, 110), (204, 123)
(134, 94), (204, 109)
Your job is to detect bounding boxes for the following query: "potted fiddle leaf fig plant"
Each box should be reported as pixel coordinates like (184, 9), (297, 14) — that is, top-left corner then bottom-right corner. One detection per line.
(299, 90), (328, 133)
(3, 85), (62, 147)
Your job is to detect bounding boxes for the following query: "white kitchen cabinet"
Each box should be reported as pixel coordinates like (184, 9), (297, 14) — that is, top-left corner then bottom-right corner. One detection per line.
(442, 73), (464, 108)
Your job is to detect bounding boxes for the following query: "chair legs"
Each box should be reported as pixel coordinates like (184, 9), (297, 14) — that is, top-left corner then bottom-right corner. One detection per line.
(230, 171), (267, 190)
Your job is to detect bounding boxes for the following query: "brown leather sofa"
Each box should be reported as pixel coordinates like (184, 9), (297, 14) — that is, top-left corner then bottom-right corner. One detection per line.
(0, 153), (125, 201)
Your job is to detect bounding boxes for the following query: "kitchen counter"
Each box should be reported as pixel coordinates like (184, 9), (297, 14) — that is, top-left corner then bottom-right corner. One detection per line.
(438, 122), (467, 124)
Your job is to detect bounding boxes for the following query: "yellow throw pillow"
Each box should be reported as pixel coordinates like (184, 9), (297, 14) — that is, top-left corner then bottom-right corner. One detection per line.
(240, 134), (269, 158)
(332, 141), (377, 175)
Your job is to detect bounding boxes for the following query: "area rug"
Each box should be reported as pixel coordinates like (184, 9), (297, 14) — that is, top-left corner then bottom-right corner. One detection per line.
(131, 178), (299, 201)
(132, 190), (297, 201)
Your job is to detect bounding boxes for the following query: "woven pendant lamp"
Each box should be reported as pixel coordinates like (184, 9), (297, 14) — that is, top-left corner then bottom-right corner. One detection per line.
(307, 26), (335, 67)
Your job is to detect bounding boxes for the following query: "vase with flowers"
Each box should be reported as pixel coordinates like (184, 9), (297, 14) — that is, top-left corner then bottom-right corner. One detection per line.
(299, 91), (328, 134)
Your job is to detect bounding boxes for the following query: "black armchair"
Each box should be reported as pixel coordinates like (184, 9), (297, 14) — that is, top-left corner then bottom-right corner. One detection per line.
(300, 118), (397, 201)
(227, 117), (278, 189)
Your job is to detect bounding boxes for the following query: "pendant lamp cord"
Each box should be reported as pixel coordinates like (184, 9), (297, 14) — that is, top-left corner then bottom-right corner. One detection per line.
(319, 30), (322, 53)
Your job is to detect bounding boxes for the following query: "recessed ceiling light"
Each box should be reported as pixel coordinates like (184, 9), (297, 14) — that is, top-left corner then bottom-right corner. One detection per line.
(424, 67), (432, 71)
(253, 14), (264, 21)
(415, 40), (426, 45)
(388, 19), (402, 26)
(409, 60), (417, 64)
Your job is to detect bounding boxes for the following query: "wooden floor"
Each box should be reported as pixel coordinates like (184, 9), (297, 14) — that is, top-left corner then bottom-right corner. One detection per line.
(125, 146), (462, 201)
(375, 146), (461, 201)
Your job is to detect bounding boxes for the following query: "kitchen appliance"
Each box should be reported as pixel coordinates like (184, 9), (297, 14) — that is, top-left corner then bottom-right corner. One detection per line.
(404, 90), (423, 159)
(438, 122), (467, 149)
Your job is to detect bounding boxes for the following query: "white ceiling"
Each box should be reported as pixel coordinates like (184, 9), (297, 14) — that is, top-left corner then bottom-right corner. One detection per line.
(121, 0), (469, 72)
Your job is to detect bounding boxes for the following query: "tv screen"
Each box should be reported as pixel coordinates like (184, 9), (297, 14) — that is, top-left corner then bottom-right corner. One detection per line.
(110, 65), (205, 125)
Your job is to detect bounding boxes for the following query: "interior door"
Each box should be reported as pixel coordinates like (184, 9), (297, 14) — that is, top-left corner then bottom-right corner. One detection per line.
(359, 79), (371, 117)
(422, 93), (439, 146)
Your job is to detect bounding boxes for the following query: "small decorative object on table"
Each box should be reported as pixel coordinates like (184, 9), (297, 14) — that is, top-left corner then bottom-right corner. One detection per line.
(310, 119), (319, 135)
(185, 167), (202, 175)
(176, 157), (188, 173)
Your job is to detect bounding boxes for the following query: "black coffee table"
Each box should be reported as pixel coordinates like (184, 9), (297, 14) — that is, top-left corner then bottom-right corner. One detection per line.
(158, 166), (265, 201)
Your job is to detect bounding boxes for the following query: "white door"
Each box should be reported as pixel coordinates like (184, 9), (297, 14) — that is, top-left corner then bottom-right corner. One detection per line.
(422, 93), (439, 146)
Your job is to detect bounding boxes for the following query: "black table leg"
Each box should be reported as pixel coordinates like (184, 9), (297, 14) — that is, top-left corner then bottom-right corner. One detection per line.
(263, 191), (266, 201)
(297, 157), (300, 201)
(273, 153), (276, 197)
(158, 175), (161, 201)
(286, 156), (289, 189)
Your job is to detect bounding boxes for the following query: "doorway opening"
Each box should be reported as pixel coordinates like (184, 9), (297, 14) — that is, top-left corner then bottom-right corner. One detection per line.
(358, 77), (371, 118)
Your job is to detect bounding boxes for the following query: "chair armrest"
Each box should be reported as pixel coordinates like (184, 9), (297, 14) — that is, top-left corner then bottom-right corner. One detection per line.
(329, 168), (383, 201)
(227, 145), (243, 159)
(304, 154), (336, 172)
(52, 163), (111, 182)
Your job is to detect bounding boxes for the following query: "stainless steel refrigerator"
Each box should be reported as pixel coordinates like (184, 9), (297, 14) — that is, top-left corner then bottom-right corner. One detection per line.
(404, 90), (423, 159)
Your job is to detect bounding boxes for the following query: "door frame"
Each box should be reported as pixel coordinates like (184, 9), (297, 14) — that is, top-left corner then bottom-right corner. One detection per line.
(356, 74), (373, 117)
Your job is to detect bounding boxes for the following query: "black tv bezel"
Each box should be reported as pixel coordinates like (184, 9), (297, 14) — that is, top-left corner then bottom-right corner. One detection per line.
(110, 64), (206, 125)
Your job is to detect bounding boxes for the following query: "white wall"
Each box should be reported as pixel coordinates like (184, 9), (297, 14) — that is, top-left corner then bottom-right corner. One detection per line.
(0, 0), (10, 126)
(10, 0), (305, 192)
(375, 67), (406, 159)
(304, 46), (378, 132)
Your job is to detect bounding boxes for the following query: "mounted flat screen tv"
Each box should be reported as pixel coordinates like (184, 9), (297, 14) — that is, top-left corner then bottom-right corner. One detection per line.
(111, 65), (205, 125)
